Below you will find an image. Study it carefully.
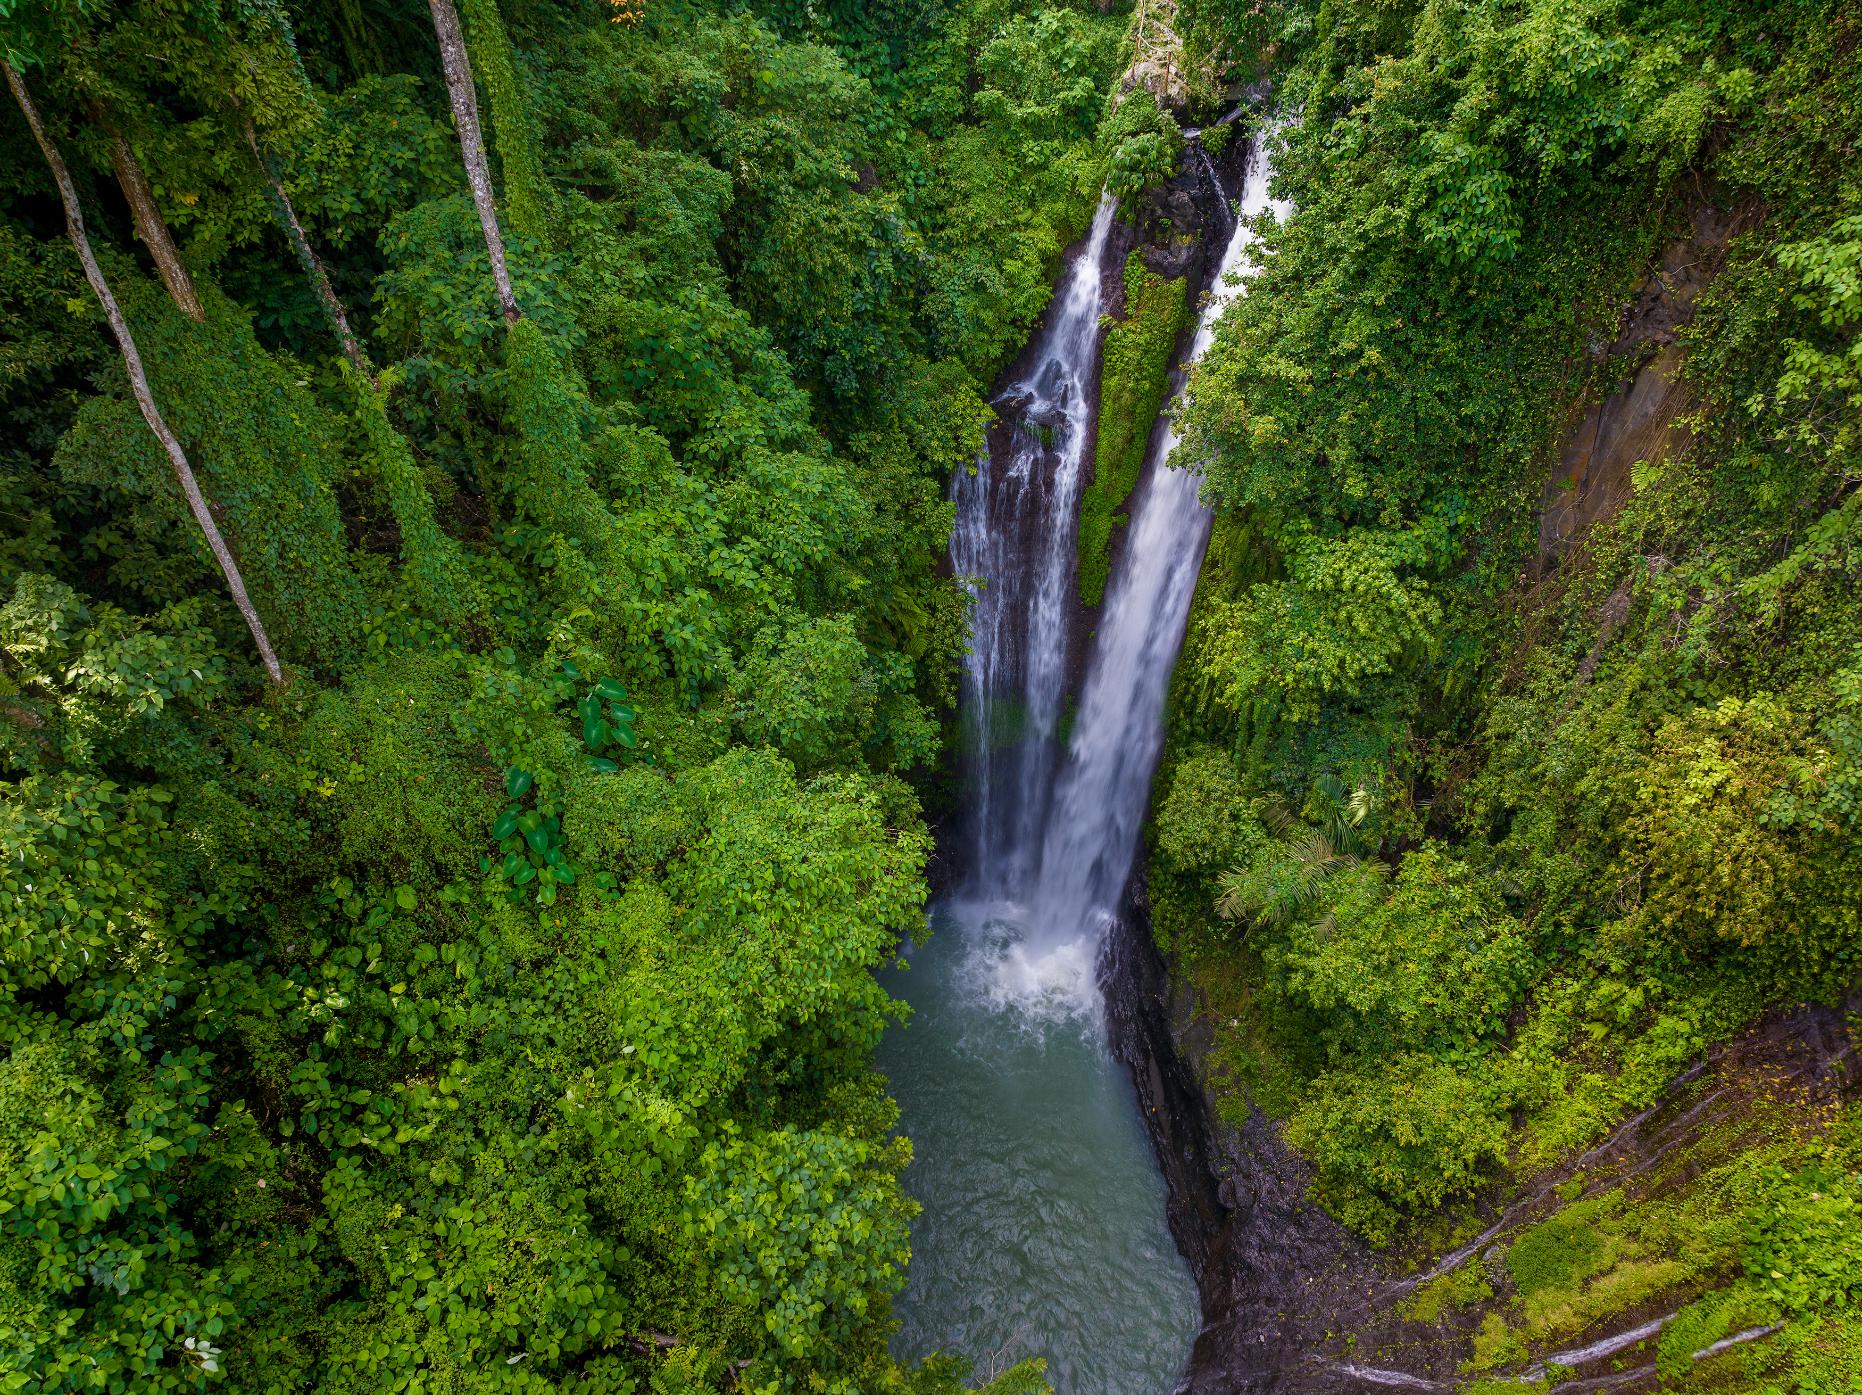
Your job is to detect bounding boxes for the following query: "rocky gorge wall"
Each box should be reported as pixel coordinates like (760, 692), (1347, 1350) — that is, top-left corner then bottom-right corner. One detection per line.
(1096, 178), (1862, 1394)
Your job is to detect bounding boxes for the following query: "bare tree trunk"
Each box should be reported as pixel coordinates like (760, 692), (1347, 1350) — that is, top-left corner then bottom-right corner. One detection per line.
(97, 117), (207, 322)
(9, 64), (284, 685)
(428, 0), (521, 324)
(241, 116), (374, 381)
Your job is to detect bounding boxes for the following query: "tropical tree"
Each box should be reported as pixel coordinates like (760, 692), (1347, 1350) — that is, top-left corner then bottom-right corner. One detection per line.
(4, 63), (284, 683)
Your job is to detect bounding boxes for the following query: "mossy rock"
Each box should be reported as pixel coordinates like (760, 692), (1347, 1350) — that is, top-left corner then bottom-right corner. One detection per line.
(1078, 252), (1187, 606)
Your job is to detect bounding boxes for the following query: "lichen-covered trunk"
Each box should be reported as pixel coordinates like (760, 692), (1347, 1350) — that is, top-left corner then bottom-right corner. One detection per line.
(100, 120), (206, 322)
(429, 0), (521, 323)
(9, 64), (284, 684)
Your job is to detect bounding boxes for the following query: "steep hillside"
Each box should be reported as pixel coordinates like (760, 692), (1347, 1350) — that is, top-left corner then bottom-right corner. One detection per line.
(1145, 0), (1862, 1386)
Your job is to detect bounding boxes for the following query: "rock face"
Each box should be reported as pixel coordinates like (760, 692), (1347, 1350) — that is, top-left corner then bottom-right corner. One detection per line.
(1101, 890), (1395, 1395)
(1123, 0), (1191, 111)
(1537, 201), (1750, 568)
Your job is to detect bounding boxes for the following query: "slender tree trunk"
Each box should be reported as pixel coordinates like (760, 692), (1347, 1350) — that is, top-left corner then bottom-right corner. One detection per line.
(9, 64), (284, 684)
(241, 116), (374, 381)
(428, 0), (521, 324)
(96, 115), (206, 322)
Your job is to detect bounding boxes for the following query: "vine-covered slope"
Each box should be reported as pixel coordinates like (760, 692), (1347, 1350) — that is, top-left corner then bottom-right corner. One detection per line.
(1150, 0), (1861, 1385)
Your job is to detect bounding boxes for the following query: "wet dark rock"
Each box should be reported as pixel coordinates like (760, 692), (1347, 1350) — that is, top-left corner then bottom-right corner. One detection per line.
(1101, 883), (1400, 1395)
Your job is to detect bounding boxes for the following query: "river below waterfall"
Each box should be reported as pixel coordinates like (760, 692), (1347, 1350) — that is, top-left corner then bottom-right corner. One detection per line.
(881, 132), (1285, 1395)
(877, 901), (1197, 1392)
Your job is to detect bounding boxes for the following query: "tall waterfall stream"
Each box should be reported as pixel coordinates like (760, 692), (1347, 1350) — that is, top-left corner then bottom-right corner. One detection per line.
(878, 140), (1287, 1393)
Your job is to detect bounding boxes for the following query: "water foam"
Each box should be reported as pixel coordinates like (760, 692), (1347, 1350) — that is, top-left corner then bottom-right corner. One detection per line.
(941, 897), (1107, 1031)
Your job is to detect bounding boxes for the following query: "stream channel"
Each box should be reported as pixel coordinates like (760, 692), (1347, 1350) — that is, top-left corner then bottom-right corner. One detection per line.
(876, 135), (1288, 1394)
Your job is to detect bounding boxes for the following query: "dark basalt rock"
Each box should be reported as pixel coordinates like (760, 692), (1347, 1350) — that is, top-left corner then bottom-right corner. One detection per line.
(1100, 879), (1394, 1395)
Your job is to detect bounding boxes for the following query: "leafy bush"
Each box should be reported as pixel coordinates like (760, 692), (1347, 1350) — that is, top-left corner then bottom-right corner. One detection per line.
(1153, 744), (1264, 875)
(1288, 1055), (1512, 1243)
(687, 1122), (914, 1362)
(1100, 91), (1183, 205)
(1748, 1165), (1862, 1315)
(1269, 843), (1534, 1059)
(1403, 1262), (1495, 1324)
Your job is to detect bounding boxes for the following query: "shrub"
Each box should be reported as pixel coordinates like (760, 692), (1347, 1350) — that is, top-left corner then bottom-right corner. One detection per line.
(1748, 1164), (1862, 1315)
(1100, 91), (1184, 204)
(1289, 1054), (1512, 1244)
(1271, 842), (1535, 1058)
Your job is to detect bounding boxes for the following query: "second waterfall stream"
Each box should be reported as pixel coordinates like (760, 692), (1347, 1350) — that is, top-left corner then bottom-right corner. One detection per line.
(878, 134), (1289, 1393)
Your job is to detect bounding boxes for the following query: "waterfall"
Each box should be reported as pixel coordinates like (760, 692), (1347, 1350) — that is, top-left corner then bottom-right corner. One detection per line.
(952, 193), (1119, 896)
(1029, 137), (1288, 955)
(880, 134), (1285, 1395)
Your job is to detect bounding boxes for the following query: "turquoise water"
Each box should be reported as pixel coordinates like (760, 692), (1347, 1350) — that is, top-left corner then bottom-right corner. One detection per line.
(878, 898), (1200, 1394)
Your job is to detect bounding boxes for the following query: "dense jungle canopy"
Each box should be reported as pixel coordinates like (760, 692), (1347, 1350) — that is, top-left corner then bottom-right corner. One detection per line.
(0, 0), (1858, 1389)
(0, 0), (1134, 1388)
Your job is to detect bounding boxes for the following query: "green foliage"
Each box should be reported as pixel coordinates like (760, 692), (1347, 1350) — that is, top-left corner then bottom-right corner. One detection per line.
(1152, 743), (1264, 876)
(1467, 1313), (1530, 1372)
(1078, 254), (1186, 606)
(1287, 1054), (1511, 1244)
(459, 0), (555, 247)
(343, 363), (486, 630)
(1107, 129), (1178, 205)
(0, 0), (1129, 1387)
(1620, 692), (1856, 952)
(1266, 843), (1533, 1059)
(0, 772), (178, 996)
(1099, 91), (1182, 206)
(1155, 0), (1862, 1292)
(1402, 1262), (1494, 1325)
(1506, 1197), (1617, 1298)
(1656, 1293), (1743, 1381)
(0, 575), (228, 774)
(972, 9), (1111, 150)
(1748, 1164), (1862, 1316)
(686, 1120), (912, 1364)
(1772, 214), (1862, 457)
(0, 1033), (233, 1393)
(58, 283), (370, 672)
(485, 767), (577, 904)
(731, 614), (936, 773)
(1194, 526), (1446, 725)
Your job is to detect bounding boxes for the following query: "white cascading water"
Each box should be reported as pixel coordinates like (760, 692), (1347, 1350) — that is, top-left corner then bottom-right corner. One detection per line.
(1027, 137), (1289, 961)
(959, 134), (1288, 1010)
(951, 193), (1119, 895)
(882, 136), (1287, 1394)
